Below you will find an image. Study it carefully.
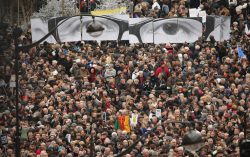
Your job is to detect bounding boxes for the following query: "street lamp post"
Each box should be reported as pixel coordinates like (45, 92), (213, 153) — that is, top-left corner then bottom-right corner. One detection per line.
(12, 26), (23, 157)
(18, 0), (20, 26)
(14, 41), (20, 157)
(11, 15), (74, 157)
(11, 14), (101, 157)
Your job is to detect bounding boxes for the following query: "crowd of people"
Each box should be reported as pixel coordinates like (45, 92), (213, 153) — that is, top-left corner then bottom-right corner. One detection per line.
(0, 0), (250, 157)
(130, 0), (248, 18)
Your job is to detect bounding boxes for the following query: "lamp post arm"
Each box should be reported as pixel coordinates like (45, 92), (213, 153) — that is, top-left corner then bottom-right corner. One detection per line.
(18, 14), (110, 51)
(14, 35), (20, 157)
(115, 120), (203, 157)
(190, 151), (199, 157)
(115, 124), (159, 157)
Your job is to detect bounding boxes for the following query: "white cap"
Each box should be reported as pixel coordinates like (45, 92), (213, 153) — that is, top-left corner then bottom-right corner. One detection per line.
(52, 70), (58, 76)
(52, 60), (58, 64)
(75, 59), (81, 63)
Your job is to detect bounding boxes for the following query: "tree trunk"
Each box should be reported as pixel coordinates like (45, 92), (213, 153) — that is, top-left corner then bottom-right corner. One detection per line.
(1, 0), (38, 25)
(21, 0), (25, 25)
(10, 1), (15, 25)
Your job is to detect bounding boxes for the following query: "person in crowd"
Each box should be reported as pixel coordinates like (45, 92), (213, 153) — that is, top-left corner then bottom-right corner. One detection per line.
(0, 0), (250, 156)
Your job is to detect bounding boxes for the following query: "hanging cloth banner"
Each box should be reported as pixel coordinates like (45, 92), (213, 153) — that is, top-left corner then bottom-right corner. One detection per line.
(91, 7), (127, 16)
(31, 16), (230, 43)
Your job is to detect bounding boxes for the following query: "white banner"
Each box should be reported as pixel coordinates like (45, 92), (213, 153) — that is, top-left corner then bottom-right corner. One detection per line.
(31, 15), (129, 43)
(31, 16), (231, 43)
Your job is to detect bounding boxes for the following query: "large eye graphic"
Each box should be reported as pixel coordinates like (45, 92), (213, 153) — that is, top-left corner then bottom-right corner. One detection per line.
(84, 18), (117, 38)
(161, 23), (178, 35)
(139, 18), (202, 43)
(32, 18), (57, 43)
(86, 18), (105, 37)
(56, 16), (122, 42)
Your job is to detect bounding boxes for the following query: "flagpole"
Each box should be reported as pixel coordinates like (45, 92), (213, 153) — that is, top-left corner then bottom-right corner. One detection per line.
(80, 15), (83, 42)
(62, 0), (65, 16)
(152, 17), (154, 44)
(80, 0), (83, 42)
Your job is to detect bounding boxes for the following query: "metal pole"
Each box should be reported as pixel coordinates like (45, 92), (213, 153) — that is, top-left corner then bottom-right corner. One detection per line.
(4, 146), (7, 157)
(14, 37), (20, 157)
(80, 15), (83, 42)
(80, 0), (83, 42)
(88, 0), (90, 14)
(90, 112), (94, 157)
(90, 129), (94, 157)
(244, 112), (247, 139)
(75, 0), (77, 14)
(152, 18), (154, 44)
(220, 17), (223, 42)
(18, 0), (20, 26)
(115, 120), (203, 157)
(247, 0), (249, 24)
(79, 0), (81, 14)
(62, 0), (65, 16)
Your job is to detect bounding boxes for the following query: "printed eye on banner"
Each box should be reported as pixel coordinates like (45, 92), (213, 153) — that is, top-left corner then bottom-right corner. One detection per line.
(31, 18), (57, 43)
(47, 15), (129, 43)
(153, 18), (203, 44)
(30, 16), (231, 43)
(86, 16), (105, 37)
(205, 15), (231, 42)
(129, 17), (203, 44)
(129, 18), (154, 43)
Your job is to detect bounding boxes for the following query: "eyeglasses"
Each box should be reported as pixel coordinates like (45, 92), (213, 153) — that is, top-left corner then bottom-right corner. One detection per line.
(31, 15), (230, 43)
(46, 15), (129, 42)
(129, 17), (203, 43)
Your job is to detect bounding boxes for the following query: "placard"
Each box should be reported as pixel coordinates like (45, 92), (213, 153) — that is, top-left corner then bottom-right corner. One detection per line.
(1, 135), (8, 145)
(189, 8), (199, 17)
(130, 113), (138, 126)
(156, 109), (161, 118)
(199, 11), (207, 23)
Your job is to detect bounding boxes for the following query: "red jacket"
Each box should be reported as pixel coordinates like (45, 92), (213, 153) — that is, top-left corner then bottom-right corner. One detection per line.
(88, 67), (96, 82)
(155, 66), (170, 77)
